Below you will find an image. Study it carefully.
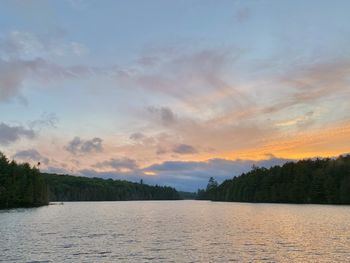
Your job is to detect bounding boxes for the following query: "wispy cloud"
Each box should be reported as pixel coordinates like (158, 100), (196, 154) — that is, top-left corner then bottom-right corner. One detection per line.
(0, 31), (89, 59)
(0, 31), (91, 103)
(28, 112), (59, 129)
(0, 57), (93, 102)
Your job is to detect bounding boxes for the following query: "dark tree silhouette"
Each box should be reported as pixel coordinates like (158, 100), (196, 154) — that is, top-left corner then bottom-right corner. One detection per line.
(199, 155), (350, 204)
(43, 173), (181, 202)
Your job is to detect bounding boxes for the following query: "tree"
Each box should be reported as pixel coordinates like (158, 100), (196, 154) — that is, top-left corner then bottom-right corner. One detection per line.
(206, 177), (218, 191)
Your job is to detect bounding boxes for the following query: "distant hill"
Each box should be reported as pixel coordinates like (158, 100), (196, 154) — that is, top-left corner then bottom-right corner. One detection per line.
(43, 173), (180, 202)
(202, 155), (350, 204)
(0, 152), (180, 209)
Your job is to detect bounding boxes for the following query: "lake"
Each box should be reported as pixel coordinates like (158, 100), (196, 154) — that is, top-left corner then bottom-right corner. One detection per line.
(1, 201), (350, 262)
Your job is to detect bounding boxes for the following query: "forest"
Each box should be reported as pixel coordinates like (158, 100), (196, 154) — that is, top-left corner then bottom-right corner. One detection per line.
(0, 153), (48, 209)
(201, 155), (350, 204)
(0, 152), (180, 209)
(44, 173), (180, 201)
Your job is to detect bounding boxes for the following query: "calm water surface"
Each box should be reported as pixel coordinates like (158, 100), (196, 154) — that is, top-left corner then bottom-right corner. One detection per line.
(1, 201), (350, 262)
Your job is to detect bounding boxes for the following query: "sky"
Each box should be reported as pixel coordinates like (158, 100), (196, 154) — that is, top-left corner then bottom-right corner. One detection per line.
(1, 0), (350, 191)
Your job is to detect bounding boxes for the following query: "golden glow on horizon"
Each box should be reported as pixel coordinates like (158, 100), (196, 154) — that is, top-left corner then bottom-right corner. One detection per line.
(170, 120), (350, 162)
(17, 119), (350, 174)
(144, 171), (157, 176)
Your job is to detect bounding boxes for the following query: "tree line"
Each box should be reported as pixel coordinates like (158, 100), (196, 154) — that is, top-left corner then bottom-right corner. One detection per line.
(0, 152), (180, 209)
(0, 153), (48, 208)
(43, 173), (180, 201)
(199, 155), (350, 204)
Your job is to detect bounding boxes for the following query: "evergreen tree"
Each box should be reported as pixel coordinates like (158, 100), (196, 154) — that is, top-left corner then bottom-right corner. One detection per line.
(203, 155), (350, 204)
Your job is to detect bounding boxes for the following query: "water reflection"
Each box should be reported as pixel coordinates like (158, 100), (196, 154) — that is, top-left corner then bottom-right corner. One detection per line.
(1, 201), (350, 262)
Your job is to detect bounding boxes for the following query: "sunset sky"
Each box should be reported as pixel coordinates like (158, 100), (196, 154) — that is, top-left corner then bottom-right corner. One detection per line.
(1, 0), (350, 191)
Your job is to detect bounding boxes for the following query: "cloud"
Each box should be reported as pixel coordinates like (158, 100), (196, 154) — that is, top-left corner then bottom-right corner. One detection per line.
(13, 149), (49, 165)
(156, 147), (167, 155)
(173, 144), (197, 154)
(0, 31), (91, 103)
(113, 47), (246, 108)
(0, 42), (245, 108)
(147, 106), (176, 126)
(28, 112), (59, 129)
(0, 58), (32, 102)
(0, 57), (92, 102)
(260, 60), (350, 116)
(129, 132), (145, 141)
(0, 122), (36, 145)
(145, 58), (350, 156)
(0, 30), (89, 59)
(93, 158), (138, 172)
(123, 131), (180, 157)
(234, 7), (251, 23)
(135, 55), (160, 66)
(142, 157), (292, 191)
(65, 136), (103, 155)
(76, 156), (291, 192)
(275, 111), (314, 128)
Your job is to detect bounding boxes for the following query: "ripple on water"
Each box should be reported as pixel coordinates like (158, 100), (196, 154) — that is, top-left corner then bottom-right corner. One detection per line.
(1, 201), (350, 262)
